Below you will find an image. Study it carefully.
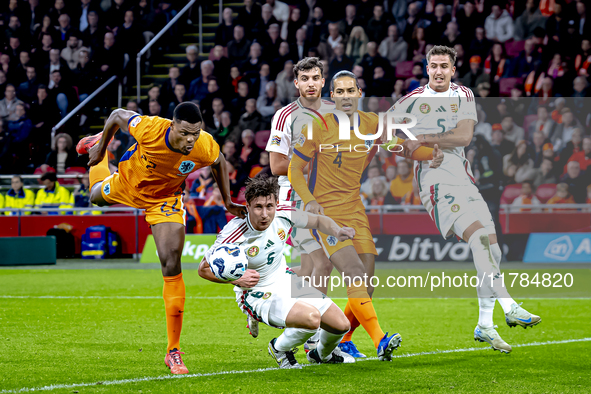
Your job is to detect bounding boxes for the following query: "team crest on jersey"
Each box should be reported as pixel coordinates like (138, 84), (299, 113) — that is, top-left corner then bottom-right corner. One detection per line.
(103, 183), (111, 195)
(247, 246), (259, 257)
(262, 292), (272, 300)
(271, 136), (281, 146)
(327, 235), (337, 246)
(420, 103), (431, 114)
(451, 204), (460, 213)
(365, 139), (374, 150)
(450, 104), (458, 113)
(277, 228), (286, 241)
(178, 160), (195, 175)
(130, 116), (142, 128)
(295, 134), (306, 147)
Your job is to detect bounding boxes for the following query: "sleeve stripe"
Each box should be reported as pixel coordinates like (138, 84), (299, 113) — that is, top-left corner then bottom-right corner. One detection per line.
(399, 86), (426, 104)
(223, 223), (247, 244)
(277, 103), (298, 131)
(293, 149), (312, 162)
(127, 114), (139, 127)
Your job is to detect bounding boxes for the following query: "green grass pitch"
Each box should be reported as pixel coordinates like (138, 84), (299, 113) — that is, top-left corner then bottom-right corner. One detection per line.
(1, 268), (590, 393)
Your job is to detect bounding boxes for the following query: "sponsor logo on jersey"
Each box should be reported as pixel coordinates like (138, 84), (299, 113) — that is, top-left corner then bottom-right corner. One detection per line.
(247, 246), (259, 257)
(451, 204), (460, 212)
(264, 240), (275, 250)
(435, 106), (447, 112)
(327, 235), (338, 246)
(262, 292), (272, 300)
(277, 228), (286, 241)
(420, 103), (431, 114)
(103, 183), (111, 195)
(450, 103), (458, 113)
(271, 135), (281, 146)
(178, 160), (196, 174)
(130, 116), (142, 128)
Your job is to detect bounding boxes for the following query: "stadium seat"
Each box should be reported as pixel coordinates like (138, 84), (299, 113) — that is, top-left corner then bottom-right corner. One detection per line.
(505, 40), (526, 58)
(500, 184), (523, 205)
(522, 114), (538, 136)
(499, 78), (523, 97)
(536, 183), (557, 203)
(192, 197), (206, 206)
(395, 61), (414, 79)
(255, 130), (271, 149)
(58, 167), (87, 185)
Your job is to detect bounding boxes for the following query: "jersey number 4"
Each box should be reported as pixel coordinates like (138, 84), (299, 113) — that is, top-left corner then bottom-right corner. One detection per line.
(333, 152), (342, 168)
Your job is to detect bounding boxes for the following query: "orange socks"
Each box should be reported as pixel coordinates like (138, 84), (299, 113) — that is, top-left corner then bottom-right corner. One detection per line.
(163, 273), (185, 352)
(89, 153), (111, 188)
(341, 301), (360, 342)
(346, 282), (384, 348)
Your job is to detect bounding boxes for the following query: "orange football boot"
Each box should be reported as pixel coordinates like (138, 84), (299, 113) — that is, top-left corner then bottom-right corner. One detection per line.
(164, 349), (189, 375)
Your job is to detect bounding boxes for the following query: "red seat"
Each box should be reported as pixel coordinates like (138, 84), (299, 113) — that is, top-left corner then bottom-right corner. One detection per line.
(499, 77), (523, 97)
(192, 197), (206, 206)
(536, 183), (557, 203)
(185, 170), (202, 192)
(500, 184), (523, 205)
(522, 114), (538, 137)
(255, 130), (271, 150)
(505, 40), (526, 58)
(60, 166), (87, 185)
(395, 61), (415, 79)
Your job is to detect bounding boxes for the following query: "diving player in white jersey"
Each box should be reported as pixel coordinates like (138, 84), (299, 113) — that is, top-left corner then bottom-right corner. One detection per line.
(387, 46), (541, 354)
(265, 57), (335, 295)
(198, 176), (355, 368)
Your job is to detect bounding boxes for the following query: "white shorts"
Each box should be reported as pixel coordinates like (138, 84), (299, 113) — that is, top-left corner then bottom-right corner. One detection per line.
(420, 183), (495, 240)
(234, 271), (334, 329)
(279, 186), (321, 254)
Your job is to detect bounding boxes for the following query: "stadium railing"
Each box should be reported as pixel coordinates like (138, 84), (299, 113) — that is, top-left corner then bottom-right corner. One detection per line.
(136, 0), (197, 103)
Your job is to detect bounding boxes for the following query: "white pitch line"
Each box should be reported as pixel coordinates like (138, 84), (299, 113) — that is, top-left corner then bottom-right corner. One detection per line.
(2, 295), (590, 300)
(1, 337), (590, 393)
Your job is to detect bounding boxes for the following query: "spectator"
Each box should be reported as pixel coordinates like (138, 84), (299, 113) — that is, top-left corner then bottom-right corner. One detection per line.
(56, 14), (75, 49)
(230, 80), (251, 115)
(213, 111), (240, 145)
(503, 140), (536, 183)
(511, 38), (542, 78)
(402, 180), (422, 206)
(81, 10), (105, 53)
(557, 128), (583, 172)
(253, 4), (279, 43)
(13, 51), (32, 86)
(31, 32), (54, 67)
(236, 0), (263, 33)
(48, 70), (76, 119)
(35, 172), (72, 211)
(180, 45), (200, 87)
(275, 60), (297, 105)
(360, 165), (385, 197)
(17, 66), (39, 104)
(484, 43), (506, 87)
(366, 4), (389, 43)
(281, 7), (304, 42)
(378, 24), (407, 69)
(226, 157), (247, 197)
(29, 85), (58, 157)
(586, 185), (591, 204)
(4, 175), (35, 216)
(148, 99), (161, 116)
(6, 103), (33, 145)
(511, 180), (541, 212)
(533, 158), (558, 189)
(0, 85), (24, 121)
(43, 48), (69, 87)
(552, 111), (583, 153)
(257, 81), (277, 119)
(93, 32), (123, 80)
(166, 84), (186, 118)
(249, 151), (271, 178)
(73, 49), (96, 105)
(409, 26), (427, 61)
(262, 23), (282, 62)
(195, 184), (229, 233)
(215, 8), (235, 46)
(75, 0), (92, 33)
(189, 167), (214, 197)
(222, 138), (238, 160)
(461, 56), (487, 89)
(242, 42), (264, 77)
(188, 60), (214, 102)
(560, 161), (587, 203)
(456, 0), (484, 39)
(515, 0), (547, 40)
(160, 66), (181, 107)
(468, 26), (491, 61)
(105, 0), (128, 31)
(204, 97), (225, 131)
(267, 0), (290, 23)
(568, 137), (591, 172)
(574, 39), (591, 76)
(126, 100), (141, 114)
(140, 86), (161, 115)
(73, 172), (92, 211)
(359, 41), (389, 82)
(484, 4), (514, 43)
(227, 25), (252, 63)
(61, 31), (88, 71)
(306, 6), (328, 47)
(238, 99), (263, 132)
(237, 128), (262, 170)
(426, 3), (451, 43)
(547, 183), (576, 208)
(346, 26), (369, 65)
(366, 177), (396, 210)
(33, 15), (58, 46)
(531, 131), (548, 167)
(440, 21), (463, 48)
(501, 116), (525, 144)
(116, 10), (143, 61)
(328, 44), (353, 78)
(341, 4), (361, 37)
(45, 133), (76, 174)
(200, 78), (222, 115)
(290, 28), (309, 62)
(317, 22), (342, 60)
(388, 160), (413, 203)
(529, 105), (556, 140)
(391, 79), (405, 101)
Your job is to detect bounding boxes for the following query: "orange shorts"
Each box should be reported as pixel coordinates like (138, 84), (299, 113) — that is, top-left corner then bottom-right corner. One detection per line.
(311, 213), (377, 257)
(100, 172), (186, 226)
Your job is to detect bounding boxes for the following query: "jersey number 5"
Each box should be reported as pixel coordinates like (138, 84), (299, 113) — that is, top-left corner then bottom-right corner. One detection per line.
(437, 119), (446, 133)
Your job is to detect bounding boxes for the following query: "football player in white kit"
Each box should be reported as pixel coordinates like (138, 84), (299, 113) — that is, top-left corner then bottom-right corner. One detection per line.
(198, 176), (355, 368)
(387, 46), (541, 353)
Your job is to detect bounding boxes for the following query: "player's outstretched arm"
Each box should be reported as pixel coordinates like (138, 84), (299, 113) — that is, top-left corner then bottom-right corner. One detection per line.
(417, 119), (475, 149)
(88, 109), (137, 166)
(288, 153), (319, 210)
(211, 152), (247, 218)
(198, 257), (260, 287)
(303, 212), (355, 242)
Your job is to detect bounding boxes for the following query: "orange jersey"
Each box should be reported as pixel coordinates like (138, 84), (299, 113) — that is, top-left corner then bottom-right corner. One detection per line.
(120, 115), (220, 199)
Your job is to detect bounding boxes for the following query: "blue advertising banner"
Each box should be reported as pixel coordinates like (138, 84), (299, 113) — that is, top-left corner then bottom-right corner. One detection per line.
(523, 233), (591, 263)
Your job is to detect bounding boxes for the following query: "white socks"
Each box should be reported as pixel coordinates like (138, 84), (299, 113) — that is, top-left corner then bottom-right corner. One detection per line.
(308, 329), (321, 342)
(274, 327), (316, 352)
(478, 297), (495, 327)
(316, 329), (345, 361)
(490, 241), (515, 313)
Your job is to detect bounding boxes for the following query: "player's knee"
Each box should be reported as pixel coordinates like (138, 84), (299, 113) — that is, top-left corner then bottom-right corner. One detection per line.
(159, 247), (181, 267)
(303, 308), (321, 330)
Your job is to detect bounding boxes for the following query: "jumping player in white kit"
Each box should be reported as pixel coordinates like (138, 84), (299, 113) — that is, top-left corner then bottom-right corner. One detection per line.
(198, 176), (355, 368)
(386, 45), (541, 353)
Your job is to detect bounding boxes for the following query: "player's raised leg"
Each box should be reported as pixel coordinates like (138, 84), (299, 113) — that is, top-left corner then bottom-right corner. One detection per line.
(152, 222), (189, 374)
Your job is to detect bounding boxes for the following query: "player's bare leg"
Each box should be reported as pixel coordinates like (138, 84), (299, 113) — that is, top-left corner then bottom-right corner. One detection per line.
(310, 249), (332, 295)
(330, 246), (401, 360)
(293, 253), (313, 277)
(152, 222), (189, 374)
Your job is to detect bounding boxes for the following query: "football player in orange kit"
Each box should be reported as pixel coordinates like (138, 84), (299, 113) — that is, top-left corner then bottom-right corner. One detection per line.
(77, 102), (246, 374)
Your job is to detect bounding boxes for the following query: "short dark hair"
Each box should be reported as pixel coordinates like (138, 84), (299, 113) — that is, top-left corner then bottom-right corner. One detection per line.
(330, 70), (360, 91)
(293, 57), (324, 79)
(41, 172), (57, 182)
(426, 45), (457, 66)
(244, 174), (279, 204)
(173, 102), (203, 124)
(12, 175), (23, 183)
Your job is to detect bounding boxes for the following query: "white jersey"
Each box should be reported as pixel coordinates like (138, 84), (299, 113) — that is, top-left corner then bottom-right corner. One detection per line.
(205, 205), (308, 289)
(265, 98), (335, 199)
(389, 83), (478, 188)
